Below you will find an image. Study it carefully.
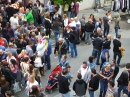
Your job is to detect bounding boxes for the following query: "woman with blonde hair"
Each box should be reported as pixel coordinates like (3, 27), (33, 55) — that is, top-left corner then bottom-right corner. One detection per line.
(26, 75), (43, 96)
(33, 68), (41, 85)
(63, 14), (68, 28)
(99, 64), (114, 97)
(6, 52), (16, 66)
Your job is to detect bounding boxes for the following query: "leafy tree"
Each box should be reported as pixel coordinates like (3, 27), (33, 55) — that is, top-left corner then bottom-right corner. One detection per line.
(53, 0), (83, 6)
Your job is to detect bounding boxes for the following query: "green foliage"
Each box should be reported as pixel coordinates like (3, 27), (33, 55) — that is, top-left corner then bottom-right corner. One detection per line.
(53, 0), (83, 6)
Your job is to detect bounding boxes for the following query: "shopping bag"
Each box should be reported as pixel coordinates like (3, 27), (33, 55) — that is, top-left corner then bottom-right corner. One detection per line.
(13, 81), (21, 93)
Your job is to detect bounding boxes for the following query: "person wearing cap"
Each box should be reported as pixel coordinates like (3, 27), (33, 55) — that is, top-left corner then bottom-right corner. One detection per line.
(54, 38), (67, 61)
(9, 14), (19, 30)
(5, 42), (18, 58)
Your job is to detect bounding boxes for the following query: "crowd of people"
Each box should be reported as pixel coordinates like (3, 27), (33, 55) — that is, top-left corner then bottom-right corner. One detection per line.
(0, 0), (129, 97)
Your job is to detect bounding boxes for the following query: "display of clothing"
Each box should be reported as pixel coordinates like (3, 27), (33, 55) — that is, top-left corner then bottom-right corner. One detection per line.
(111, 0), (130, 12)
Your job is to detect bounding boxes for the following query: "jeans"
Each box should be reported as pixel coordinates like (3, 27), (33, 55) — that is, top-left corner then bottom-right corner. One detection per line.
(85, 32), (91, 44)
(61, 92), (70, 97)
(89, 90), (94, 97)
(100, 80), (108, 97)
(104, 26), (109, 37)
(114, 52), (121, 66)
(58, 54), (62, 62)
(53, 30), (60, 42)
(65, 40), (69, 52)
(21, 73), (27, 86)
(67, 11), (71, 19)
(69, 42), (78, 57)
(118, 85), (126, 97)
(41, 16), (45, 27)
(100, 58), (107, 70)
(11, 72), (18, 79)
(92, 48), (101, 64)
(115, 27), (119, 38)
(34, 19), (39, 27)
(45, 54), (51, 70)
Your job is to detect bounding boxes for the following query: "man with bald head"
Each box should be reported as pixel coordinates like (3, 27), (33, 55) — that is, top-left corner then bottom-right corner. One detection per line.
(85, 19), (95, 45)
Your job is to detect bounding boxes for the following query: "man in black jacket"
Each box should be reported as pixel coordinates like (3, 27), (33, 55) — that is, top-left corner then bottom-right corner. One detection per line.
(5, 2), (15, 22)
(32, 4), (40, 26)
(54, 38), (67, 61)
(58, 69), (70, 97)
(73, 73), (87, 96)
(92, 33), (103, 65)
(88, 69), (100, 97)
(117, 63), (130, 97)
(85, 19), (94, 45)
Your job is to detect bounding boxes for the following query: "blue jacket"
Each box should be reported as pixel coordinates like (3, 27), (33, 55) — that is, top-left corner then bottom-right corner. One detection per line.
(47, 41), (52, 55)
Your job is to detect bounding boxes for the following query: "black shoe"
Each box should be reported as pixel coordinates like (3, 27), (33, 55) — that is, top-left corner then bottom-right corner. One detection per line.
(97, 63), (100, 65)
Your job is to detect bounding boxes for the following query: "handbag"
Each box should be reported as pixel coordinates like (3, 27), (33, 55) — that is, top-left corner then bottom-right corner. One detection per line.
(13, 81), (21, 93)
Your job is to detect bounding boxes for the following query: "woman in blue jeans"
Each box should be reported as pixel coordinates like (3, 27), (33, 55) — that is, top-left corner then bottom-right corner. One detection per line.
(99, 64), (114, 97)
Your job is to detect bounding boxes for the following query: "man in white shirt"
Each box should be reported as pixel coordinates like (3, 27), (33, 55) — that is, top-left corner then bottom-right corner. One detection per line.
(10, 14), (19, 30)
(78, 61), (91, 84)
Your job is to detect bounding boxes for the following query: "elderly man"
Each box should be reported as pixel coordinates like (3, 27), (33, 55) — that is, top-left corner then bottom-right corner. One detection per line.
(78, 61), (91, 87)
(74, 17), (81, 32)
(54, 38), (67, 61)
(80, 14), (86, 41)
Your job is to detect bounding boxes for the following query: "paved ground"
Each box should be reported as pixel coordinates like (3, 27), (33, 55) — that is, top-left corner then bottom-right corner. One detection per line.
(15, 7), (130, 97)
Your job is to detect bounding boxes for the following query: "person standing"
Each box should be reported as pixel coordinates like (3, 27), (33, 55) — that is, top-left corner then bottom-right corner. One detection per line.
(32, 3), (40, 26)
(105, 80), (118, 97)
(54, 38), (67, 61)
(99, 64), (114, 97)
(80, 14), (86, 41)
(85, 19), (94, 45)
(114, 14), (120, 38)
(103, 13), (110, 37)
(26, 41), (34, 65)
(88, 69), (100, 97)
(113, 34), (122, 66)
(58, 69), (70, 97)
(92, 33), (103, 65)
(122, 81), (130, 97)
(25, 8), (34, 24)
(73, 73), (87, 97)
(78, 61), (91, 87)
(117, 63), (130, 97)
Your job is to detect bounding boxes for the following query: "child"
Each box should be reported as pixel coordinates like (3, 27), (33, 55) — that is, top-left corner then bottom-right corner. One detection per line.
(66, 66), (73, 83)
(34, 54), (45, 75)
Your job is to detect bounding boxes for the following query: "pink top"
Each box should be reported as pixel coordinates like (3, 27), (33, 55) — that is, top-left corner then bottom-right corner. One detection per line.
(10, 64), (18, 73)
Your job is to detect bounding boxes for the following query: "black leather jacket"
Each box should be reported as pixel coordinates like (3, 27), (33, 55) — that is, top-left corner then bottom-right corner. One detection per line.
(54, 42), (67, 55)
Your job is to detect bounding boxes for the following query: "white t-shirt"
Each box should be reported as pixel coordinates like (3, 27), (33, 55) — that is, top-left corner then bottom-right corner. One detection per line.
(26, 80), (39, 92)
(20, 62), (29, 74)
(10, 17), (19, 29)
(6, 56), (16, 65)
(64, 18), (68, 27)
(34, 57), (42, 68)
(108, 15), (112, 23)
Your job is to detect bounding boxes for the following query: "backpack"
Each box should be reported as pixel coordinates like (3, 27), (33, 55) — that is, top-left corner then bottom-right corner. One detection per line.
(75, 83), (86, 96)
(73, 31), (80, 45)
